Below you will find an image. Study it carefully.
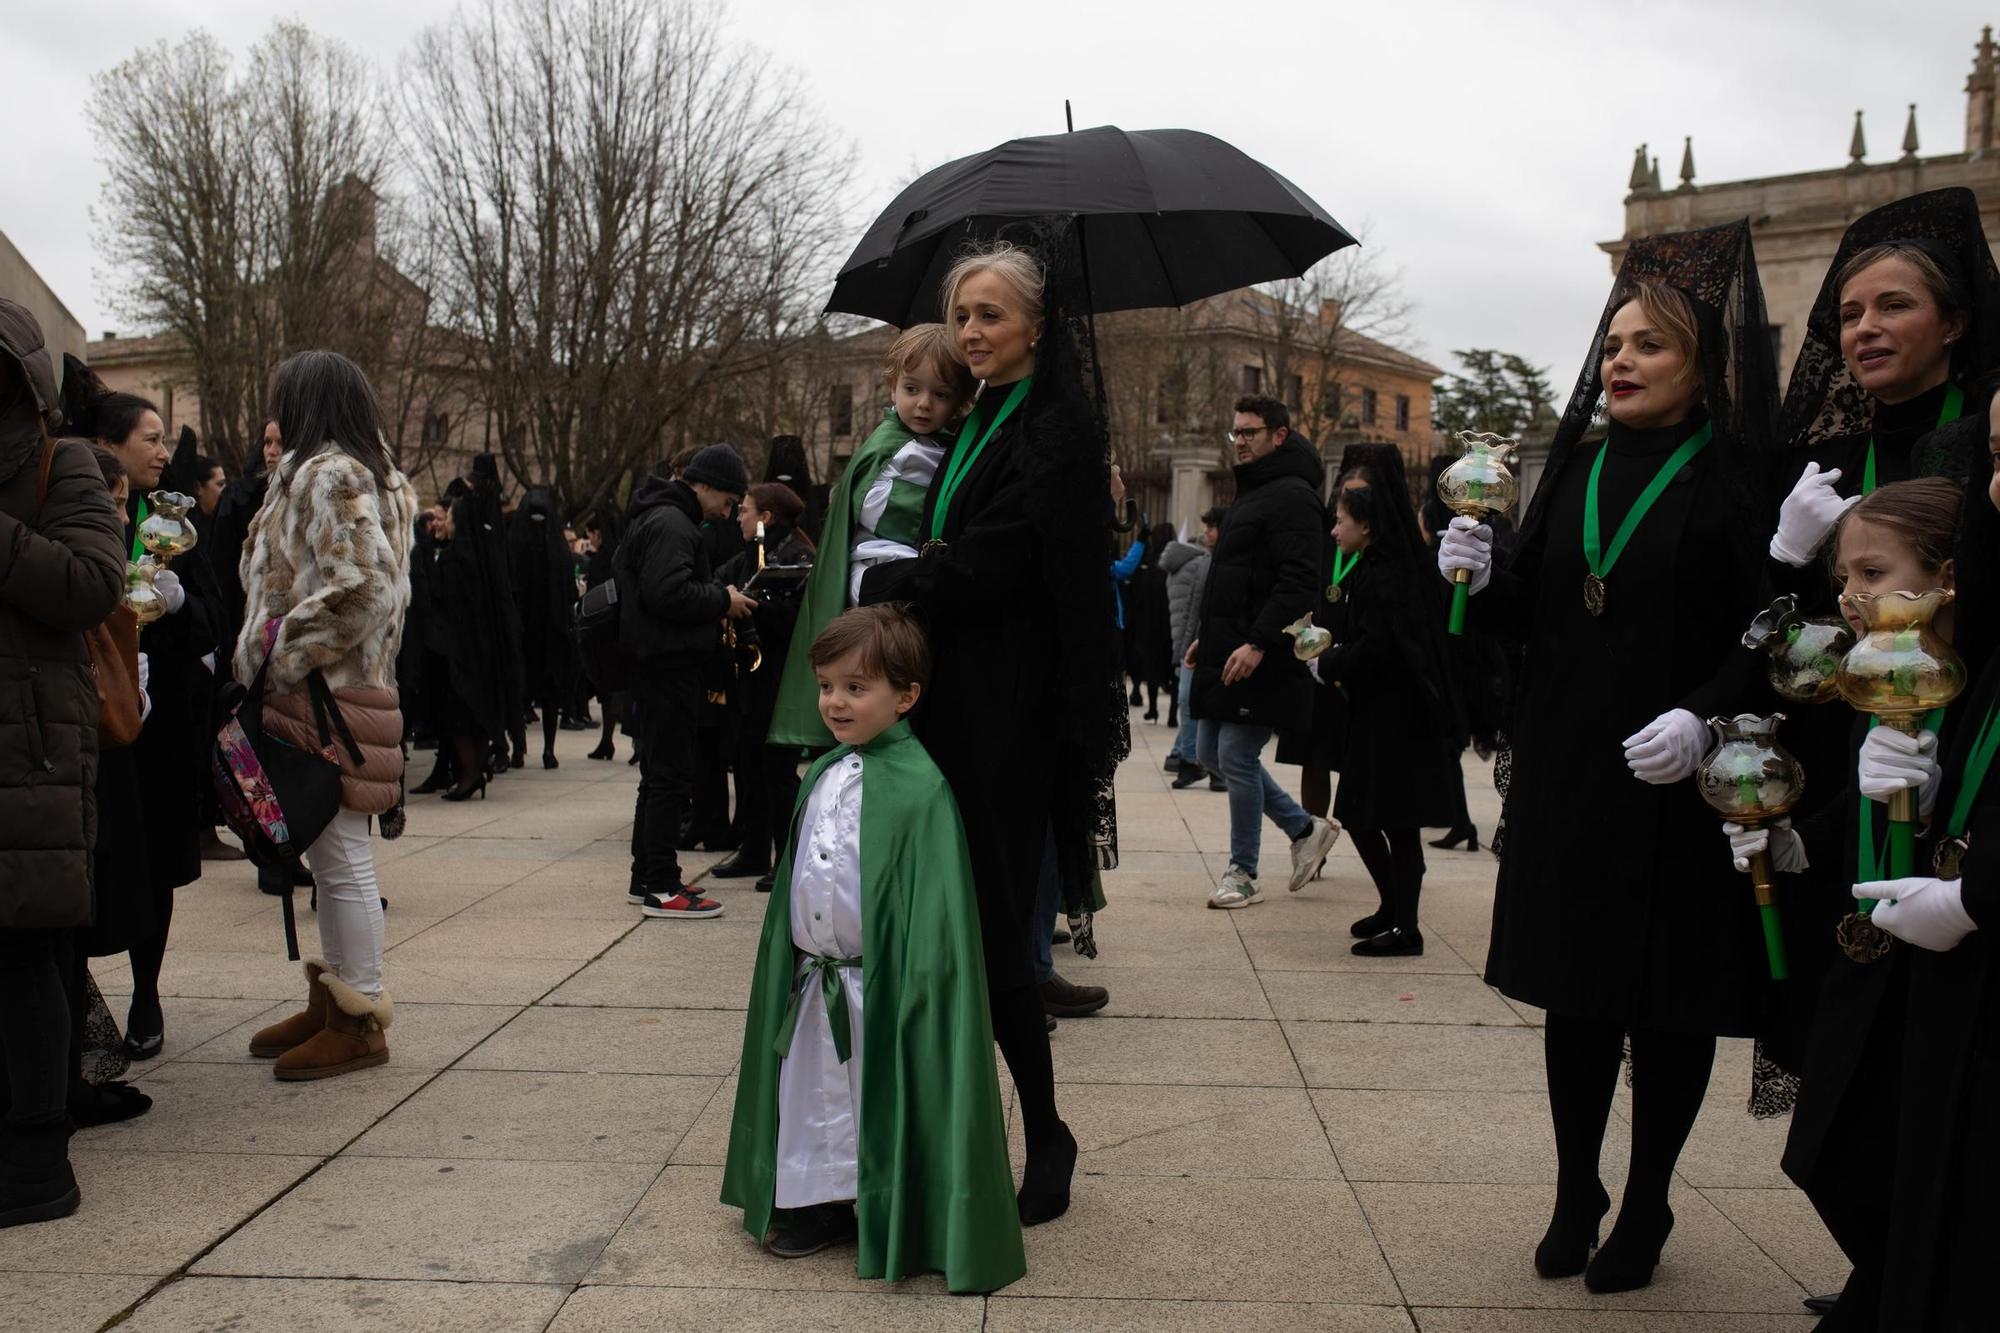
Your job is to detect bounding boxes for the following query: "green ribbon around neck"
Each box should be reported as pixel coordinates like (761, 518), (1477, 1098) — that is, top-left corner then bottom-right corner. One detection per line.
(1863, 382), (1964, 495)
(1328, 547), (1362, 596)
(773, 951), (863, 1064)
(1945, 697), (2000, 843)
(1583, 421), (1714, 583)
(1858, 709), (1947, 880)
(129, 495), (150, 564)
(928, 378), (1032, 541)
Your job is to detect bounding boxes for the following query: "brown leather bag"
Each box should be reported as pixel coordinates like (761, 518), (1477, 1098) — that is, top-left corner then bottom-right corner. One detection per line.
(33, 436), (145, 747)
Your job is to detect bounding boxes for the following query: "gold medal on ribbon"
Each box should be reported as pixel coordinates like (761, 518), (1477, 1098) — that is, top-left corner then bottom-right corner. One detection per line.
(1325, 585), (1341, 605)
(1835, 911), (1894, 964)
(1583, 573), (1607, 618)
(1934, 836), (1969, 881)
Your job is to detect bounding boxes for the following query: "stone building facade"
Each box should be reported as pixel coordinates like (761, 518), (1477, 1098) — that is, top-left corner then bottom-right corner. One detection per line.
(0, 230), (86, 371)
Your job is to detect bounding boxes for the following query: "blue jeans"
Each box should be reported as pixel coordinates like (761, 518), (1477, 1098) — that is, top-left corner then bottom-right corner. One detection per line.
(1033, 826), (1061, 983)
(1197, 719), (1313, 877)
(1167, 664), (1199, 764)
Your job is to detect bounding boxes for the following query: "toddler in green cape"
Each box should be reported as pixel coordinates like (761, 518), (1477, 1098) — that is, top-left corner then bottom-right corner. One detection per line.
(721, 605), (1025, 1292)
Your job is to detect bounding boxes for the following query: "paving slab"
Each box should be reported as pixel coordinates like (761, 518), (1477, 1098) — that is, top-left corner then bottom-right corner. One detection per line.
(196, 1157), (657, 1283)
(1007, 1083), (1338, 1180)
(549, 1285), (982, 1330)
(0, 1272), (157, 1333)
(348, 1069), (721, 1163)
(1313, 1089), (1634, 1185)
(1287, 1020), (1547, 1091)
(119, 1276), (571, 1332)
(457, 1004), (745, 1076)
(986, 1297), (1415, 1331)
(176, 1000), (522, 1071)
(1047, 1016), (1301, 1087)
(1261, 970), (1526, 1026)
(84, 1061), (431, 1156)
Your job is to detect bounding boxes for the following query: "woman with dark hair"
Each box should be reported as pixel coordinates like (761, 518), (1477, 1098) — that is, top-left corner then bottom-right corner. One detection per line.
(1319, 450), (1463, 954)
(860, 231), (1123, 1225)
(507, 487), (579, 770)
(89, 391), (219, 1060)
(1439, 222), (1781, 1292)
(234, 349), (415, 1080)
(711, 481), (816, 887)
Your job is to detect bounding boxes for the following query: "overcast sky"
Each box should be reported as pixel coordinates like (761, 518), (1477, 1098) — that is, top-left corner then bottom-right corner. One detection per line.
(3, 0), (1985, 388)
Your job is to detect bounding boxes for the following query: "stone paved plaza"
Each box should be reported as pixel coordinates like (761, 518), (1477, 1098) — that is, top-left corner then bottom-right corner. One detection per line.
(0, 714), (1840, 1331)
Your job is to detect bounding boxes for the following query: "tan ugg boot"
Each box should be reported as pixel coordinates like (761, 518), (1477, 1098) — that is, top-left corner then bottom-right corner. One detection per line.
(247, 960), (331, 1058)
(272, 973), (392, 1082)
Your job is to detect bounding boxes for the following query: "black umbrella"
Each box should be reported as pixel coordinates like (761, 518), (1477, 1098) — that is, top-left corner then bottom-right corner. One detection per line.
(827, 125), (1356, 325)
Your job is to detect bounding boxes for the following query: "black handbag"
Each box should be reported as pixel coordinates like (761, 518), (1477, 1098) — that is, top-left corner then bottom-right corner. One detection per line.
(211, 660), (361, 958)
(572, 576), (631, 692)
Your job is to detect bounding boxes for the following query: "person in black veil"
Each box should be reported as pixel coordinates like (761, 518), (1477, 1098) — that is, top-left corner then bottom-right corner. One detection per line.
(437, 454), (524, 783)
(859, 225), (1126, 1226)
(1317, 445), (1463, 954)
(582, 507), (624, 761)
(418, 480), (503, 800)
(506, 486), (579, 770)
(1438, 220), (1780, 1292)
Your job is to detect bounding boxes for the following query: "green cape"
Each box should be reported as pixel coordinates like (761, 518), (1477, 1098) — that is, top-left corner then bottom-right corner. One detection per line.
(719, 718), (1026, 1293)
(767, 408), (918, 748)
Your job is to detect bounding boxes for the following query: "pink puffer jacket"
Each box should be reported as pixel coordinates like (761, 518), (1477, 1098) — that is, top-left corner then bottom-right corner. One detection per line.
(261, 684), (403, 815)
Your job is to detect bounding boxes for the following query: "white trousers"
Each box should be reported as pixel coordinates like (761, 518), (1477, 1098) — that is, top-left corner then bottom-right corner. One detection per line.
(304, 808), (385, 997)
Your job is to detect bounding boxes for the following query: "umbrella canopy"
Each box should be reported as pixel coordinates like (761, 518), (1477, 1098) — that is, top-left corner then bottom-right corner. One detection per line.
(827, 125), (1356, 325)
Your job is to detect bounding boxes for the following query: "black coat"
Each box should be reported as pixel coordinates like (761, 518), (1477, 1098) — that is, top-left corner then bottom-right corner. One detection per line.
(1476, 417), (1771, 1035)
(860, 384), (1115, 990)
(1191, 437), (1324, 729)
(1323, 552), (1460, 830)
(435, 492), (524, 748)
(615, 477), (728, 665)
(128, 497), (218, 894)
(1881, 651), (2000, 1328)
(507, 490), (579, 697)
(718, 526), (814, 737)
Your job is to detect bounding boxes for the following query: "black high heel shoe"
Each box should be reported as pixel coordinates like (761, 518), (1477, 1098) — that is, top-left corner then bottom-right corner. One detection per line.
(542, 752), (559, 770)
(1535, 1182), (1611, 1279)
(441, 775), (488, 802)
(411, 762), (455, 794)
(1584, 1203), (1674, 1292)
(1017, 1121), (1078, 1226)
(1429, 825), (1479, 852)
(587, 741), (615, 761)
(122, 1000), (164, 1061)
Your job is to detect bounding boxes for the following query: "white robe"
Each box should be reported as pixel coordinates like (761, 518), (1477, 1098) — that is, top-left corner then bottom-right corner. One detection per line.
(773, 752), (867, 1207)
(848, 435), (945, 603)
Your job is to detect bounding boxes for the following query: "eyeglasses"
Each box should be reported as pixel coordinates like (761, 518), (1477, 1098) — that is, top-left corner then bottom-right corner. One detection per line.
(1227, 427), (1268, 443)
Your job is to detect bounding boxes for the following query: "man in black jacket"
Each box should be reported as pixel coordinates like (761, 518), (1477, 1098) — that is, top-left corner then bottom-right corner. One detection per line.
(618, 443), (756, 919)
(1187, 396), (1340, 910)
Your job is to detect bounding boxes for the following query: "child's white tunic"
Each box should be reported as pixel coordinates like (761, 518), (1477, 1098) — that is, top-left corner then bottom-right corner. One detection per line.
(774, 751), (867, 1207)
(848, 436), (945, 603)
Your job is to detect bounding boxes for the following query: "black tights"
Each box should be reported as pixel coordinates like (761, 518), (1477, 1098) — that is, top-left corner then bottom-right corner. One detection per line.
(510, 687), (560, 762)
(1300, 768), (1331, 821)
(1349, 827), (1426, 932)
(989, 982), (1061, 1146)
(597, 692), (621, 753)
(1545, 1012), (1713, 1225)
(0, 928), (70, 1128)
(125, 886), (174, 1038)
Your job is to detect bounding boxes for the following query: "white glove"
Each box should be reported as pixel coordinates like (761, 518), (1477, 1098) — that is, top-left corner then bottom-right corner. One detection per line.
(1769, 462), (1859, 567)
(1306, 656), (1323, 684)
(1622, 708), (1706, 784)
(153, 567), (186, 615)
(1722, 817), (1807, 874)
(1438, 517), (1493, 595)
(136, 651), (152, 723)
(1857, 727), (1941, 818)
(1859, 876), (1979, 952)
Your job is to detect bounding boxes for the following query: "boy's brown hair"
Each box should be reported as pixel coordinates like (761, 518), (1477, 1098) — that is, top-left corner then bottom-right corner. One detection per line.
(883, 324), (976, 404)
(809, 603), (932, 691)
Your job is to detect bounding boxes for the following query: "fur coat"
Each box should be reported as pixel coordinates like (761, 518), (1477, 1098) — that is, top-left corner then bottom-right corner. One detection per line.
(235, 451), (416, 814)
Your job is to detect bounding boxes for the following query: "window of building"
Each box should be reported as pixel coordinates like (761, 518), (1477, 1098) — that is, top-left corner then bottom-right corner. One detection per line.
(1395, 395), (1411, 432)
(422, 410), (451, 445)
(1361, 387), (1378, 426)
(828, 383), (854, 438)
(1240, 364), (1263, 395)
(1322, 381), (1343, 421)
(1286, 374), (1304, 413)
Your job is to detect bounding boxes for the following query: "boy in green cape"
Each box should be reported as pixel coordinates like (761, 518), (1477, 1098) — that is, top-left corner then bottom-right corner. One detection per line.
(721, 604), (1025, 1293)
(766, 326), (974, 748)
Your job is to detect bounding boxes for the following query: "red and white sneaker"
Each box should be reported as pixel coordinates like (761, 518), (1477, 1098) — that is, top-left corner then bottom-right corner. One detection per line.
(640, 889), (724, 919)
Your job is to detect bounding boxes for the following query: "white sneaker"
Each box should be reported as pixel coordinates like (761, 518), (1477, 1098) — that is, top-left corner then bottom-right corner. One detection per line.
(1287, 817), (1342, 893)
(1208, 865), (1263, 910)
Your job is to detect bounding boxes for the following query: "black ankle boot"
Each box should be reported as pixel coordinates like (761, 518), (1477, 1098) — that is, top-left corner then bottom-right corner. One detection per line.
(1535, 1181), (1610, 1278)
(0, 1113), (80, 1229)
(1349, 910), (1389, 939)
(1584, 1202), (1673, 1292)
(1017, 1120), (1078, 1226)
(1350, 927), (1423, 957)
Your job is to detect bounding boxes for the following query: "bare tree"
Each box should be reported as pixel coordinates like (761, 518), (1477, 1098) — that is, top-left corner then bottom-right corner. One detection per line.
(1253, 228), (1416, 444)
(92, 23), (404, 470)
(399, 0), (853, 512)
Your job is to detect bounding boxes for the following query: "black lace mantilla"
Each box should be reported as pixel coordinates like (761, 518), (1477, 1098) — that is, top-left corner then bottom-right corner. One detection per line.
(1779, 187), (2000, 451)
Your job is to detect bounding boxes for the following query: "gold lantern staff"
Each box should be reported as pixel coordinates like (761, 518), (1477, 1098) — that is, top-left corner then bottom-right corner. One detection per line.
(1696, 713), (1804, 980)
(1433, 432), (1519, 636)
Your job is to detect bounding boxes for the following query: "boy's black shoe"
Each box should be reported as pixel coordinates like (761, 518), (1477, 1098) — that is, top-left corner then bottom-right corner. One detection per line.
(1170, 763), (1205, 789)
(766, 1202), (858, 1258)
(1351, 927), (1424, 958)
(754, 874), (775, 894)
(709, 849), (769, 879)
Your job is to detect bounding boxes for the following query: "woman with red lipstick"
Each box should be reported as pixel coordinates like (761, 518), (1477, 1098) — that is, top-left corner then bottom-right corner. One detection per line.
(1438, 221), (1780, 1293)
